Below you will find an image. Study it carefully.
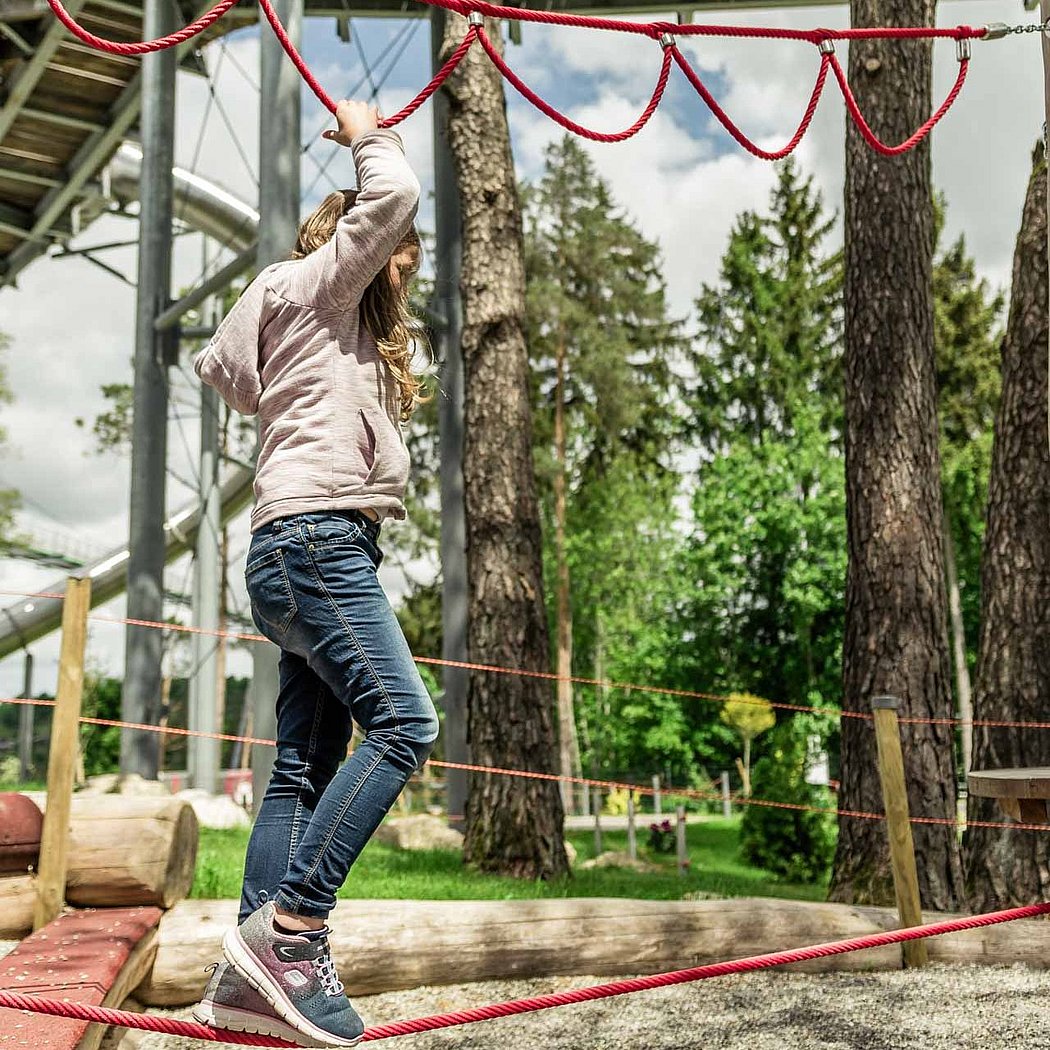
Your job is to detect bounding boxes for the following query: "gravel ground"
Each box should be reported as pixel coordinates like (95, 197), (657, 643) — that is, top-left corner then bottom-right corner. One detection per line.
(6, 939), (1050, 1049)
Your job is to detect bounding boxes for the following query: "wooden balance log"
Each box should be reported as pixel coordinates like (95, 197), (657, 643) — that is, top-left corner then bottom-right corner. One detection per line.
(967, 768), (1050, 824)
(0, 792), (199, 936)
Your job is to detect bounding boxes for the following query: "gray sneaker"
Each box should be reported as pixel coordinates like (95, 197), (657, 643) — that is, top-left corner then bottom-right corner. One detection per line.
(222, 900), (365, 1048)
(193, 960), (324, 1047)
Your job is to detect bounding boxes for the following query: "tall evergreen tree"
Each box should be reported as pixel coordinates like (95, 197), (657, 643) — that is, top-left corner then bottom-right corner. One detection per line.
(522, 135), (686, 810)
(831, 0), (962, 911)
(692, 160), (843, 452)
(438, 11), (567, 878)
(683, 161), (846, 713)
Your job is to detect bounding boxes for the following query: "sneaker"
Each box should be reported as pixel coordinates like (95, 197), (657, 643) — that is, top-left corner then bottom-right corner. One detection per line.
(222, 900), (365, 1048)
(192, 961), (324, 1047)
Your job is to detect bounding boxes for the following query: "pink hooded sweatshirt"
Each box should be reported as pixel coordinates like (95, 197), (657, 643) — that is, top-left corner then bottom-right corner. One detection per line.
(192, 128), (420, 532)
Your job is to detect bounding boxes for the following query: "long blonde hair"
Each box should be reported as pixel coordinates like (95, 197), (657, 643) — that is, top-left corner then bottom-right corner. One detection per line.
(291, 189), (433, 422)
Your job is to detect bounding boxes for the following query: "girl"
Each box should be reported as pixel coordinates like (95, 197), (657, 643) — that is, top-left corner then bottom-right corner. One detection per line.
(190, 99), (439, 1048)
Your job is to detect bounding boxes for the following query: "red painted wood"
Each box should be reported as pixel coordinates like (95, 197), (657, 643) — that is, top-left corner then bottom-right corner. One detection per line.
(0, 906), (163, 1048)
(0, 795), (42, 875)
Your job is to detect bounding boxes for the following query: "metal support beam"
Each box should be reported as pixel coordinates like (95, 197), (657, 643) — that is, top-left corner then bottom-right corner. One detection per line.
(120, 0), (175, 779)
(154, 242), (257, 331)
(0, 166), (62, 188)
(0, 0), (87, 144)
(431, 5), (470, 828)
(18, 106), (106, 133)
(252, 0), (303, 811)
(18, 651), (33, 782)
(189, 272), (222, 793)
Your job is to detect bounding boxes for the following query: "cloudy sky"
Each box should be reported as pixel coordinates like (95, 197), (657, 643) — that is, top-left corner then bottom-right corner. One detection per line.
(0, 0), (1042, 705)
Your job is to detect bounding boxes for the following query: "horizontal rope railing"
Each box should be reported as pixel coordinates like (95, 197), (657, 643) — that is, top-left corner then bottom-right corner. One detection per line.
(3, 901), (1049, 1044)
(38, 0), (1005, 156)
(2, 696), (1046, 833)
(3, 586), (1046, 732)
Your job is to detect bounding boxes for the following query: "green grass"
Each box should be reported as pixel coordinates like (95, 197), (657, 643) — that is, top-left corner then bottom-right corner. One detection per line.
(192, 819), (827, 903)
(0, 780), (46, 793)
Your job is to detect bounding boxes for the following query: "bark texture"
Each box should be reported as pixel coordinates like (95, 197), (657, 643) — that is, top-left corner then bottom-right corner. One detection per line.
(438, 13), (568, 877)
(965, 148), (1050, 910)
(829, 0), (963, 910)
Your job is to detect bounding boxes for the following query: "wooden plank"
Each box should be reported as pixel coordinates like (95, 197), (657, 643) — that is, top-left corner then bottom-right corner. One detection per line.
(0, 906), (161, 1050)
(871, 696), (927, 968)
(34, 575), (92, 931)
(969, 767), (1050, 800)
(0, 0), (89, 146)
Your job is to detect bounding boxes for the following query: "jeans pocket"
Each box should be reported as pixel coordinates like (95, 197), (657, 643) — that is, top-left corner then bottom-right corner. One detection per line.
(305, 514), (367, 549)
(246, 547), (298, 635)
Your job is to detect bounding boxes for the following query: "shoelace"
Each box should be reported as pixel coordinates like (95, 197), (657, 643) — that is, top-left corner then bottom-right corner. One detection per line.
(314, 944), (345, 997)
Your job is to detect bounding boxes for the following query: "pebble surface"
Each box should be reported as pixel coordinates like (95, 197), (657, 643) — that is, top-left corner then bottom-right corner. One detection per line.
(4, 947), (1048, 1050)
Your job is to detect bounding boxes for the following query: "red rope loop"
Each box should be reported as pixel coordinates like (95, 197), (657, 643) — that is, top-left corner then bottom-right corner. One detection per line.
(670, 47), (831, 161)
(2, 902), (1049, 1043)
(829, 51), (970, 155)
(44, 0), (239, 54)
(476, 27), (673, 142)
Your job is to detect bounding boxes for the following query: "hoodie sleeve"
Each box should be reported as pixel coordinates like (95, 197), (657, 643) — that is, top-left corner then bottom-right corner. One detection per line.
(284, 128), (421, 311)
(192, 276), (266, 416)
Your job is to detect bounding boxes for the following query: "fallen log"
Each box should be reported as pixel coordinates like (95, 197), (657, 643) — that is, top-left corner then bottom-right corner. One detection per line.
(0, 796), (197, 933)
(136, 896), (905, 1006)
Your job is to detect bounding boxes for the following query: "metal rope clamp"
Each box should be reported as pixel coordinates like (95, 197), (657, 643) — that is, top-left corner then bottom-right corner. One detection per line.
(818, 38), (835, 55)
(468, 11), (484, 27)
(956, 38), (971, 61)
(660, 31), (676, 48)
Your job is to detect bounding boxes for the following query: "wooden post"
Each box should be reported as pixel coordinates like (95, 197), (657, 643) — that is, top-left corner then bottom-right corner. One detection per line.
(626, 790), (637, 861)
(675, 804), (688, 876)
(592, 788), (603, 856)
(871, 695), (927, 967)
(652, 774), (661, 815)
(721, 770), (731, 819)
(34, 574), (92, 930)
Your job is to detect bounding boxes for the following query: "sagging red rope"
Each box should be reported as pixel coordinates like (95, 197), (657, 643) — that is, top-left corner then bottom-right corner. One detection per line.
(39, 0), (992, 158)
(2, 901), (1049, 1045)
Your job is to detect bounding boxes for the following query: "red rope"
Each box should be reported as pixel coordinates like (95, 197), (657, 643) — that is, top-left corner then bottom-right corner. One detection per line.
(44, 0), (239, 54)
(2, 901), (1048, 1043)
(670, 47), (831, 161)
(829, 51), (970, 155)
(475, 26), (672, 142)
(39, 0), (988, 156)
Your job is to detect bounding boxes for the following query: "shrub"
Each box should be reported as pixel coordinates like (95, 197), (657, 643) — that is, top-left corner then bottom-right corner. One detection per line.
(739, 719), (835, 883)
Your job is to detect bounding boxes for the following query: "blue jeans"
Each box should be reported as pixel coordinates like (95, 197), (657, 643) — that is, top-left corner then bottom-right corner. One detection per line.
(238, 509), (439, 922)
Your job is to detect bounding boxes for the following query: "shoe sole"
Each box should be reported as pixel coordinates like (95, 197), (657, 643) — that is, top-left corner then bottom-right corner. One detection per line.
(222, 926), (363, 1048)
(192, 1000), (325, 1047)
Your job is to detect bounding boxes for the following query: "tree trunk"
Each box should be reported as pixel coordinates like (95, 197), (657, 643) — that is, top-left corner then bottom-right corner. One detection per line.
(943, 520), (973, 776)
(964, 147), (1050, 910)
(439, 12), (568, 878)
(554, 336), (582, 815)
(829, 0), (963, 911)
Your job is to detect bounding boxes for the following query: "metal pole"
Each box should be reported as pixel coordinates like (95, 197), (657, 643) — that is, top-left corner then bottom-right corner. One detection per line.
(18, 650), (33, 781)
(652, 773), (662, 815)
(188, 243), (222, 793)
(721, 770), (731, 819)
(121, 0), (175, 779)
(432, 5), (469, 830)
(250, 0), (302, 810)
(626, 790), (637, 861)
(675, 804), (688, 876)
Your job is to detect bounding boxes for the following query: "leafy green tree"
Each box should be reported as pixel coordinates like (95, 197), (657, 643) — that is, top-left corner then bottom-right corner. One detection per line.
(680, 162), (846, 776)
(720, 693), (775, 796)
(523, 135), (688, 806)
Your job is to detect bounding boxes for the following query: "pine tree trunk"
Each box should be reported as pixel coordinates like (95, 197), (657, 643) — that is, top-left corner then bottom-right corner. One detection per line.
(964, 147), (1050, 910)
(829, 0), (963, 911)
(943, 520), (972, 776)
(439, 12), (568, 878)
(554, 338), (582, 815)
